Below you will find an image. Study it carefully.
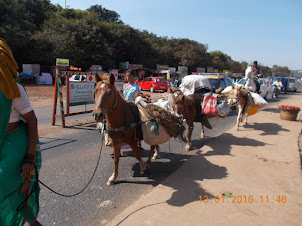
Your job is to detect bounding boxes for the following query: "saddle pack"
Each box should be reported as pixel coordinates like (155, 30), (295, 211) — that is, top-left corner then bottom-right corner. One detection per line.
(127, 102), (144, 140)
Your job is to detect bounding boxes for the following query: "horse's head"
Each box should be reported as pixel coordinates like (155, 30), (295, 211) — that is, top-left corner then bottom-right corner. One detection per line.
(93, 73), (117, 121)
(227, 85), (244, 107)
(171, 92), (186, 116)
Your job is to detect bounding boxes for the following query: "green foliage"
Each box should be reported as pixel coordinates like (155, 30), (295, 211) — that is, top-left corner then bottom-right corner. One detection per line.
(209, 51), (232, 71)
(271, 65), (290, 77)
(87, 5), (122, 23)
(0, 1), (278, 75)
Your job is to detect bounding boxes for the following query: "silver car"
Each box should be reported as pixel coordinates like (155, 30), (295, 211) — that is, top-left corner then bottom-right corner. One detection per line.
(288, 77), (300, 92)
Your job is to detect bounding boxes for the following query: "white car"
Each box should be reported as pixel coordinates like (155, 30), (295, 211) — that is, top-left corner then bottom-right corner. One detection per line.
(235, 78), (271, 100)
(69, 74), (86, 82)
(288, 77), (300, 92)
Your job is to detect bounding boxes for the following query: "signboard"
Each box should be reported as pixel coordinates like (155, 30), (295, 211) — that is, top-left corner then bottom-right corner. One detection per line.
(213, 69), (219, 73)
(196, 67), (206, 73)
(178, 66), (188, 73)
(128, 64), (143, 69)
(119, 62), (129, 70)
(207, 67), (214, 73)
(157, 64), (169, 71)
(90, 65), (102, 71)
(69, 82), (95, 105)
(56, 58), (69, 66)
(168, 67), (176, 73)
(86, 74), (95, 82)
(109, 69), (119, 75)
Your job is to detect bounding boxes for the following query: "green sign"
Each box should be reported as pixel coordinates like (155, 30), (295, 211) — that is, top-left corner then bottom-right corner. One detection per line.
(178, 66), (188, 72)
(207, 67), (214, 73)
(119, 62), (129, 70)
(56, 58), (69, 66)
(157, 64), (169, 71)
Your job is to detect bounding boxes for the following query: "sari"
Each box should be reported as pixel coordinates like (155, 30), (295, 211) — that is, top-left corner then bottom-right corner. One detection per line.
(0, 88), (41, 225)
(121, 83), (141, 150)
(123, 83), (140, 101)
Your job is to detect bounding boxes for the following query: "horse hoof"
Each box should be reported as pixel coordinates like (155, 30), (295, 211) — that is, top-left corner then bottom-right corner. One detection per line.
(185, 147), (190, 151)
(107, 179), (115, 185)
(140, 170), (145, 175)
(152, 155), (158, 160)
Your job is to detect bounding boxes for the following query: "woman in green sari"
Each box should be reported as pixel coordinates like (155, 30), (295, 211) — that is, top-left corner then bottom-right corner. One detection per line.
(0, 38), (42, 226)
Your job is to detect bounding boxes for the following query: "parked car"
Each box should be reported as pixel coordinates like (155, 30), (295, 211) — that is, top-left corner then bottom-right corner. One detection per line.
(235, 78), (271, 100)
(69, 74), (86, 82)
(138, 77), (168, 92)
(288, 77), (300, 92)
(271, 77), (289, 93)
(203, 74), (233, 91)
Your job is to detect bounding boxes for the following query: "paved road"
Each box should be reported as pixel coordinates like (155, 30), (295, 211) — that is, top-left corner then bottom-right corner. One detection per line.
(35, 89), (300, 226)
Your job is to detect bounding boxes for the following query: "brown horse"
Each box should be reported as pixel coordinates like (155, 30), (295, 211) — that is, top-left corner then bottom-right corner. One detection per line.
(93, 74), (164, 185)
(227, 85), (251, 130)
(169, 88), (206, 151)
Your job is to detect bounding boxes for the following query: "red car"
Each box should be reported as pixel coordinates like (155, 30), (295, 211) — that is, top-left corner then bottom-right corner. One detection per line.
(138, 77), (168, 92)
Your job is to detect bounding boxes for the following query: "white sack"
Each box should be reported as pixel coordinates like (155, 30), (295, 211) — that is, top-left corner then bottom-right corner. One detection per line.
(180, 75), (212, 95)
(250, 92), (268, 108)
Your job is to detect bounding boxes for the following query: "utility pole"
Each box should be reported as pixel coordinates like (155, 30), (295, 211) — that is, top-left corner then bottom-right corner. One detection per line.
(65, 0), (66, 9)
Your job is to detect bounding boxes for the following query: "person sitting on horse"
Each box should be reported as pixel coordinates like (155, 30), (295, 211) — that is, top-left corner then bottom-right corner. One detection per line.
(123, 69), (141, 101)
(252, 61), (262, 94)
(122, 69), (143, 151)
(244, 65), (257, 92)
(245, 61), (261, 93)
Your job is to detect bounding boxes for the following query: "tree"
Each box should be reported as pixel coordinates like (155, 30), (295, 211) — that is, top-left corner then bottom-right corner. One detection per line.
(271, 65), (290, 77)
(209, 51), (232, 72)
(0, 0), (56, 66)
(87, 5), (122, 23)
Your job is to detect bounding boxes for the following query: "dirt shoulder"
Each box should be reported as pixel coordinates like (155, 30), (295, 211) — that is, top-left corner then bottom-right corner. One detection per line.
(24, 84), (165, 109)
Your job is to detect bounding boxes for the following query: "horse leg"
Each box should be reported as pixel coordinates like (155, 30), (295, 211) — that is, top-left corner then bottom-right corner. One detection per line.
(107, 143), (121, 185)
(146, 145), (156, 169)
(244, 110), (248, 124)
(152, 145), (160, 159)
(236, 106), (243, 131)
(130, 142), (146, 175)
(200, 122), (205, 138)
(186, 122), (194, 151)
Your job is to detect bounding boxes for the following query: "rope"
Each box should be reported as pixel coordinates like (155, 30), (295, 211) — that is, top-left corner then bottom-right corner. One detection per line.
(17, 133), (105, 204)
(38, 134), (104, 197)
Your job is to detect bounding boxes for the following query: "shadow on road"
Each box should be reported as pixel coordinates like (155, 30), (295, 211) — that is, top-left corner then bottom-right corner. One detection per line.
(199, 133), (267, 157)
(243, 122), (290, 136)
(119, 131), (269, 207)
(130, 151), (225, 207)
(64, 121), (97, 131)
(262, 107), (280, 113)
(39, 137), (77, 151)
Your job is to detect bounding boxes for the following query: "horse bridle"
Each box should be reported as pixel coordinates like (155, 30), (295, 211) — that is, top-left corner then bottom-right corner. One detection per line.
(93, 86), (118, 121)
(106, 91), (118, 113)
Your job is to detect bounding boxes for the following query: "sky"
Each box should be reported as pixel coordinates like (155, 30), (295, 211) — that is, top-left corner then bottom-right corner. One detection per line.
(50, 0), (302, 70)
